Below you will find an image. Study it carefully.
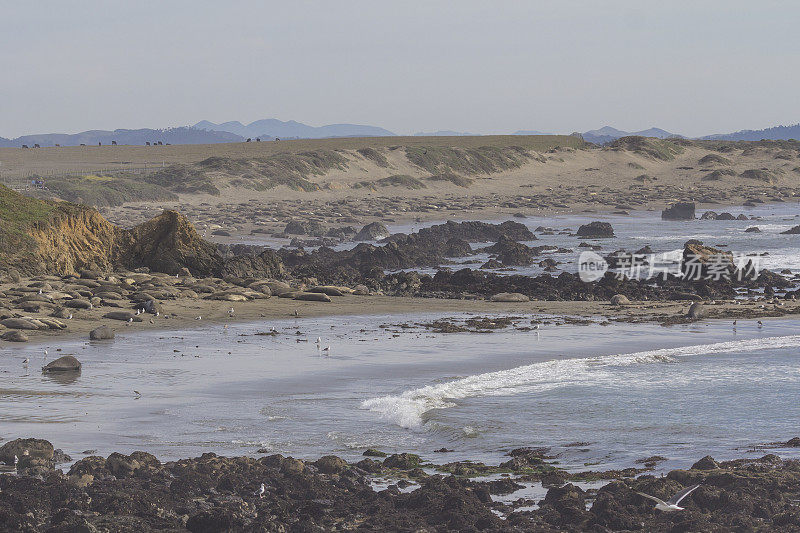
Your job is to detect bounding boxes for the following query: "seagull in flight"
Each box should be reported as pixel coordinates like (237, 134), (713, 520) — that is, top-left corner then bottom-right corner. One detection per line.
(636, 484), (701, 512)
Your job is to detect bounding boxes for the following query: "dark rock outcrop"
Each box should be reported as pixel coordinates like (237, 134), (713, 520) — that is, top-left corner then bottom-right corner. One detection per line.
(576, 221), (615, 238)
(662, 201), (696, 220)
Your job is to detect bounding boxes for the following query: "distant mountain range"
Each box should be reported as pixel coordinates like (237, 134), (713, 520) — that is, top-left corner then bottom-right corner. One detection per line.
(194, 119), (395, 139)
(2, 119), (799, 148)
(413, 130), (476, 136)
(580, 126), (683, 144)
(0, 127), (240, 148)
(699, 124), (800, 141)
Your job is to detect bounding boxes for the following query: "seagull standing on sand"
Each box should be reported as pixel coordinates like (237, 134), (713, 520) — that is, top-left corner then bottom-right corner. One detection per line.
(315, 337), (321, 344)
(22, 358), (29, 366)
(636, 484), (701, 512)
(322, 345), (331, 354)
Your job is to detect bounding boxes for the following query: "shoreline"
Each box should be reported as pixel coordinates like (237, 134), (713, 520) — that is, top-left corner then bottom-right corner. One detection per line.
(4, 292), (799, 345)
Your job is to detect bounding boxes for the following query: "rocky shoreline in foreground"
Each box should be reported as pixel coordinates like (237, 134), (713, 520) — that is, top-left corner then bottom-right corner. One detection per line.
(2, 437), (800, 532)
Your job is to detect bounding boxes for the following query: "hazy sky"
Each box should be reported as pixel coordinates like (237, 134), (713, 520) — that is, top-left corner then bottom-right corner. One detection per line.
(2, 1), (798, 138)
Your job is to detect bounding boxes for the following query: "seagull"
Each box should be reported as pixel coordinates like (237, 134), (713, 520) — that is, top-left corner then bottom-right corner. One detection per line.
(757, 320), (763, 328)
(133, 390), (141, 398)
(255, 483), (266, 498)
(67, 313), (73, 319)
(38, 288), (42, 294)
(44, 349), (48, 357)
(128, 317), (133, 323)
(636, 484), (701, 512)
(294, 309), (299, 317)
(195, 316), (202, 320)
(532, 324), (540, 330)
(315, 337), (321, 344)
(136, 309), (141, 315)
(322, 345), (331, 354)
(22, 358), (29, 366)
(228, 307), (235, 317)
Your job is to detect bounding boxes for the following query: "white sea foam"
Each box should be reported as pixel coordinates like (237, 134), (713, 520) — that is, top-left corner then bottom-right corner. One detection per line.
(361, 335), (800, 428)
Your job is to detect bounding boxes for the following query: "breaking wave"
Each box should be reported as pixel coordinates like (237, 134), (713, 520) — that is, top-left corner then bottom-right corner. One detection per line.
(361, 335), (800, 428)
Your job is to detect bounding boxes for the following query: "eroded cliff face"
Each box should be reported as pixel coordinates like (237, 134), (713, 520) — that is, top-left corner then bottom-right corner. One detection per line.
(3, 187), (222, 277)
(29, 208), (119, 275)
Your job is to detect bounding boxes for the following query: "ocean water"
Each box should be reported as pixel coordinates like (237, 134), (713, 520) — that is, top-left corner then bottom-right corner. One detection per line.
(2, 314), (799, 473)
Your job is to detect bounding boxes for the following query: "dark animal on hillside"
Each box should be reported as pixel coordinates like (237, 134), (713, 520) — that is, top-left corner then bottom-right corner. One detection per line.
(22, 145), (29, 149)
(246, 138), (251, 142)
(112, 140), (117, 145)
(33, 144), (40, 148)
(146, 142), (150, 146)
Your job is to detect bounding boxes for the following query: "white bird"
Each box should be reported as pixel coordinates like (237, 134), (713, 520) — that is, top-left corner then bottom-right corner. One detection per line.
(757, 320), (763, 328)
(128, 317), (133, 323)
(196, 316), (202, 320)
(315, 337), (321, 344)
(67, 313), (73, 319)
(322, 345), (331, 354)
(136, 309), (141, 315)
(38, 288), (42, 294)
(228, 307), (235, 316)
(44, 349), (48, 356)
(532, 324), (540, 330)
(22, 357), (29, 365)
(155, 312), (160, 317)
(255, 482), (266, 498)
(636, 484), (701, 512)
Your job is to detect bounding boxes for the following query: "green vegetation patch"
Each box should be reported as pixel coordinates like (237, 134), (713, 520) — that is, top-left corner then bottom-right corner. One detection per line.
(740, 169), (777, 183)
(0, 185), (85, 264)
(356, 147), (390, 168)
(698, 154), (732, 166)
(607, 136), (685, 161)
(34, 174), (178, 207)
(405, 145), (531, 175)
(145, 150), (349, 194)
(426, 172), (474, 188)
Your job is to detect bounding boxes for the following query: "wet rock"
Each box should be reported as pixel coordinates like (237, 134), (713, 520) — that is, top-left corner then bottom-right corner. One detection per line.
(745, 226), (762, 233)
(314, 455), (348, 475)
(354, 222), (390, 241)
(485, 235), (535, 265)
(662, 201), (696, 220)
(42, 355), (81, 372)
(781, 224), (800, 234)
(700, 210), (718, 220)
(383, 453), (422, 469)
(363, 448), (387, 457)
(89, 325), (115, 340)
(0, 438), (54, 465)
(576, 221), (615, 238)
(691, 455), (720, 470)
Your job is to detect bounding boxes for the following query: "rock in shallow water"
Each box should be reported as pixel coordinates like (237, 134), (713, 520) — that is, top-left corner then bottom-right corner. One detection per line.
(42, 355), (81, 372)
(89, 325), (115, 340)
